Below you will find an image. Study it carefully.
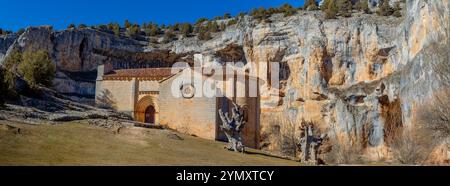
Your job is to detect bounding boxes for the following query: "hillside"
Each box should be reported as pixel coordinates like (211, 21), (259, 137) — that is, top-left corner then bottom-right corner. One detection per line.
(0, 120), (298, 166)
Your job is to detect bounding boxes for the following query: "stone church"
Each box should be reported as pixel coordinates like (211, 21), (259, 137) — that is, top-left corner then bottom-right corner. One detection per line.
(95, 62), (262, 148)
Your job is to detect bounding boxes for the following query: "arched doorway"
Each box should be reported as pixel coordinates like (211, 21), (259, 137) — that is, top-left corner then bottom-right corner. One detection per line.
(145, 106), (156, 124)
(134, 96), (159, 124)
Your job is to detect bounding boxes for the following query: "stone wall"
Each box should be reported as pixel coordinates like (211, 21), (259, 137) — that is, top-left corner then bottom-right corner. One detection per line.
(159, 73), (217, 140)
(96, 79), (136, 116)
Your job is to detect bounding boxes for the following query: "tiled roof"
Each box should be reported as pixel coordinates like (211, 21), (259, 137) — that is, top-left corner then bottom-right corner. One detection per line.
(103, 68), (176, 78)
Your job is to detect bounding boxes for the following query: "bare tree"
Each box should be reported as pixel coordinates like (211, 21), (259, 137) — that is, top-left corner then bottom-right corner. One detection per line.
(298, 123), (328, 165)
(218, 102), (246, 153)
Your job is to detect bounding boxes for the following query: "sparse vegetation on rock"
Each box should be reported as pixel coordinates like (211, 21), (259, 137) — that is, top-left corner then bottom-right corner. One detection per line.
(392, 2), (403, 17)
(16, 28), (25, 36)
(207, 21), (219, 33)
(227, 19), (238, 26)
(322, 0), (339, 19)
(163, 30), (176, 43)
(126, 24), (140, 37)
(280, 3), (297, 17)
(67, 24), (75, 29)
(198, 29), (212, 41)
(0, 28), (12, 36)
(78, 24), (87, 29)
(112, 23), (121, 36)
(304, 0), (319, 11)
(143, 23), (160, 36)
(251, 7), (270, 21)
(124, 19), (131, 29)
(377, 0), (394, 16)
(223, 13), (231, 19)
(180, 23), (192, 37)
(355, 0), (371, 14)
(337, 0), (353, 17)
(195, 18), (208, 25)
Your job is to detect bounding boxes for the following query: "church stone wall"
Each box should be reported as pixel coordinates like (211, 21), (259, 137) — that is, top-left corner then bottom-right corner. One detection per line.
(138, 80), (160, 92)
(96, 79), (136, 116)
(159, 74), (217, 140)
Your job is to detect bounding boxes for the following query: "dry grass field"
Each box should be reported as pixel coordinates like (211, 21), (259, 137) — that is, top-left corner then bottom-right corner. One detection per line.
(0, 120), (299, 166)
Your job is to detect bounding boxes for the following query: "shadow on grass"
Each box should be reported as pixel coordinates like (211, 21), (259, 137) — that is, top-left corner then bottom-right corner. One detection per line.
(243, 149), (298, 162)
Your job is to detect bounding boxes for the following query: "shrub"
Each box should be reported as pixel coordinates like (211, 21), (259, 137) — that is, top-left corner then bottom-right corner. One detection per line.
(223, 13), (232, 19)
(67, 24), (75, 29)
(251, 7), (269, 21)
(173, 23), (180, 31)
(18, 50), (56, 88)
(278, 118), (300, 157)
(0, 28), (10, 36)
(207, 21), (219, 33)
(264, 115), (299, 158)
(337, 0), (353, 17)
(0, 29), (12, 36)
(324, 123), (366, 164)
(163, 30), (176, 43)
(237, 12), (246, 19)
(16, 28), (25, 36)
(304, 0), (319, 11)
(322, 0), (338, 19)
(219, 23), (226, 32)
(124, 20), (131, 29)
(355, 0), (371, 14)
(377, 0), (394, 16)
(420, 95), (450, 140)
(180, 23), (192, 37)
(126, 24), (140, 37)
(97, 24), (107, 30)
(280, 3), (297, 17)
(227, 19), (238, 26)
(78, 24), (87, 29)
(2, 49), (22, 98)
(326, 136), (366, 164)
(107, 23), (114, 30)
(112, 23), (120, 36)
(198, 29), (212, 41)
(392, 2), (402, 17)
(195, 18), (208, 25)
(391, 129), (435, 165)
(144, 23), (160, 36)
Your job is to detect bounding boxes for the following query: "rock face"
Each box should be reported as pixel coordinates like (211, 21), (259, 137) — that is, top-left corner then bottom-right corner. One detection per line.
(1, 27), (147, 100)
(0, 34), (16, 61)
(0, 0), (448, 163)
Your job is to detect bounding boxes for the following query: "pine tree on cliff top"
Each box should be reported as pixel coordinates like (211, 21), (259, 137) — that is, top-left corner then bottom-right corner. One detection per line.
(337, 0), (353, 17)
(305, 0), (319, 11)
(322, 0), (338, 19)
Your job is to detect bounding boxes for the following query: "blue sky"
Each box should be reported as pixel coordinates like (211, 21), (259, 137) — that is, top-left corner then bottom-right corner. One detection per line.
(0, 0), (306, 31)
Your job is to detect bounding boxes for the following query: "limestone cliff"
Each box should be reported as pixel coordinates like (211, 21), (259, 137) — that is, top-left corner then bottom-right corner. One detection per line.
(0, 0), (448, 163)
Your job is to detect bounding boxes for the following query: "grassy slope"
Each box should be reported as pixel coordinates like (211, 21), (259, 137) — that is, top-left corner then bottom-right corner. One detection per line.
(0, 121), (299, 166)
